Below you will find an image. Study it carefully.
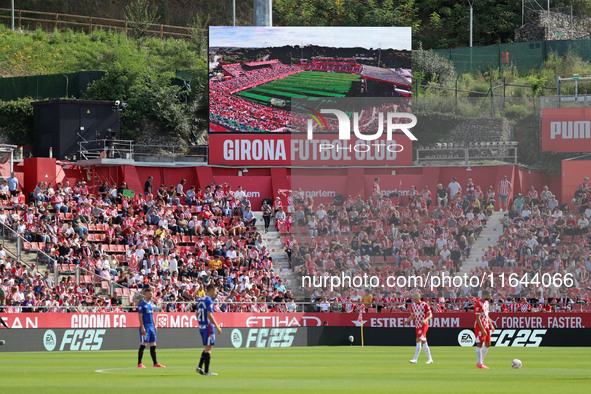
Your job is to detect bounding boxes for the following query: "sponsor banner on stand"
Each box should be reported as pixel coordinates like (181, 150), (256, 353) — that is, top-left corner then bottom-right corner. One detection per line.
(1, 312), (589, 329)
(208, 133), (413, 166)
(541, 107), (591, 152)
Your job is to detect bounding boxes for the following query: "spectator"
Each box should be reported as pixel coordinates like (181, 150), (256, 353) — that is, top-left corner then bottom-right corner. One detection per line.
(144, 176), (153, 196)
(448, 177), (461, 200)
(7, 172), (19, 196)
(497, 175), (512, 211)
(436, 184), (448, 207)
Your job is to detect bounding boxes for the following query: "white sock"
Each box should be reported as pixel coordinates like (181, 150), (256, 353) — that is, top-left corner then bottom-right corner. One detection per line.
(481, 346), (489, 363)
(414, 343), (421, 360)
(423, 342), (432, 360)
(476, 347), (482, 365)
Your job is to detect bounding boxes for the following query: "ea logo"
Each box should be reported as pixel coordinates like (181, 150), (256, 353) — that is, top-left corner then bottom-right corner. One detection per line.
(231, 329), (243, 348)
(458, 329), (476, 347)
(43, 330), (57, 351)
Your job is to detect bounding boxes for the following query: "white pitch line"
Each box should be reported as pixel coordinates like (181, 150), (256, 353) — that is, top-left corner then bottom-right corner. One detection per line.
(95, 368), (135, 374)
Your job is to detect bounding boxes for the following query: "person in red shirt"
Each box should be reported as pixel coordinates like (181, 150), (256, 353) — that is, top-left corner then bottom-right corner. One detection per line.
(474, 290), (496, 369)
(405, 291), (433, 364)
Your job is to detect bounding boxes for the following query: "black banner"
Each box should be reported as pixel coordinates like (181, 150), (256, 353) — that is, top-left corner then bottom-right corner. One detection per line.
(307, 327), (591, 347)
(0, 327), (589, 352)
(0, 327), (308, 352)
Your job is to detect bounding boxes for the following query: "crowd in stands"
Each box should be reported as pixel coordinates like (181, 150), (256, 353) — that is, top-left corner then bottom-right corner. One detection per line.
(0, 178), (296, 313)
(2, 173), (590, 315)
(301, 61), (362, 74)
(280, 177), (590, 312)
(210, 58), (411, 133)
(209, 63), (301, 132)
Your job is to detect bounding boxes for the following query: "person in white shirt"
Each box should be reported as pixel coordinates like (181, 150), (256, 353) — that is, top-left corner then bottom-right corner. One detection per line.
(225, 247), (237, 260)
(478, 256), (489, 269)
(316, 205), (327, 220)
(233, 186), (246, 201)
(435, 235), (447, 253)
(0, 180), (9, 199)
(176, 179), (186, 198)
(317, 297), (330, 312)
(412, 257), (423, 270)
(522, 207), (532, 218)
(448, 177), (461, 199)
(578, 216), (589, 230)
(158, 217), (169, 228)
(439, 245), (451, 261)
(168, 255), (178, 273)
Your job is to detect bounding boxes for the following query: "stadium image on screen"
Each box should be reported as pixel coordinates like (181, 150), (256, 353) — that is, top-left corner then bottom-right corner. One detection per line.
(209, 26), (412, 133)
(2, 2), (591, 394)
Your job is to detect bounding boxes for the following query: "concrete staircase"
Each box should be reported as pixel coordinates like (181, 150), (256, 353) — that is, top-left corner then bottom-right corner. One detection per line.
(253, 211), (306, 300)
(2, 237), (39, 268)
(459, 210), (505, 275)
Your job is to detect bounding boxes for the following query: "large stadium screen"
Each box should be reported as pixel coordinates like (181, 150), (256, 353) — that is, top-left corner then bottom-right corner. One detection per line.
(208, 26), (412, 166)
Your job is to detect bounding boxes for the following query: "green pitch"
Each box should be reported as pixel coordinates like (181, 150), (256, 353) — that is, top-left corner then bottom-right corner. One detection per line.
(235, 71), (360, 106)
(0, 347), (588, 393)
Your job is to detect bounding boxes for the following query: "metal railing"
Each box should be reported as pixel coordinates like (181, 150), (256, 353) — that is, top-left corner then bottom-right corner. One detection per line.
(541, 94), (591, 109)
(0, 301), (311, 313)
(78, 139), (133, 160)
(0, 221), (57, 283)
(416, 142), (518, 166)
(78, 139), (208, 163)
(0, 8), (198, 39)
(0, 222), (109, 297)
(1, 300), (587, 313)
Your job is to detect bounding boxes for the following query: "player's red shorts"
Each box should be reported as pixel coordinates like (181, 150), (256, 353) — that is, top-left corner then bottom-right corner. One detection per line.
(415, 324), (428, 341)
(475, 327), (491, 343)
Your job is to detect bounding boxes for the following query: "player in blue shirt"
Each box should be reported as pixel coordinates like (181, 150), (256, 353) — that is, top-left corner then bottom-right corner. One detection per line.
(196, 283), (222, 376)
(137, 287), (165, 368)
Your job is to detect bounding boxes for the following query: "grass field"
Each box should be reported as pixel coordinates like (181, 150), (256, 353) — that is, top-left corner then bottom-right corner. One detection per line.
(235, 71), (360, 107)
(0, 347), (589, 393)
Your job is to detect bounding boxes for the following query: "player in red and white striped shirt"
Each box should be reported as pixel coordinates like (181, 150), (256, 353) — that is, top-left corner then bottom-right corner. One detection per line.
(474, 290), (495, 369)
(405, 292), (434, 364)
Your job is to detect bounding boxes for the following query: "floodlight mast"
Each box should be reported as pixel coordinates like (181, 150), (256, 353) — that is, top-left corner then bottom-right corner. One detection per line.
(254, 0), (272, 26)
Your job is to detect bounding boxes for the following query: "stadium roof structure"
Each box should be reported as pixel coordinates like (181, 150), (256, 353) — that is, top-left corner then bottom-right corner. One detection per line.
(361, 65), (411, 88)
(244, 59), (279, 67)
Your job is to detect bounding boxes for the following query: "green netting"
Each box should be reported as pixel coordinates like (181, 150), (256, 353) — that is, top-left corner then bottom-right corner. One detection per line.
(0, 71), (104, 101)
(433, 39), (591, 75)
(546, 40), (591, 62)
(499, 41), (545, 73)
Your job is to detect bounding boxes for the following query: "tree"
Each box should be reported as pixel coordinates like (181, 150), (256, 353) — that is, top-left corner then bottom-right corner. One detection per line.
(123, 0), (161, 47)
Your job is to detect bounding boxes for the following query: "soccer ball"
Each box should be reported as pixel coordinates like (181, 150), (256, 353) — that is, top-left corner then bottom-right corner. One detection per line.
(512, 359), (522, 369)
(0, 340), (6, 346)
